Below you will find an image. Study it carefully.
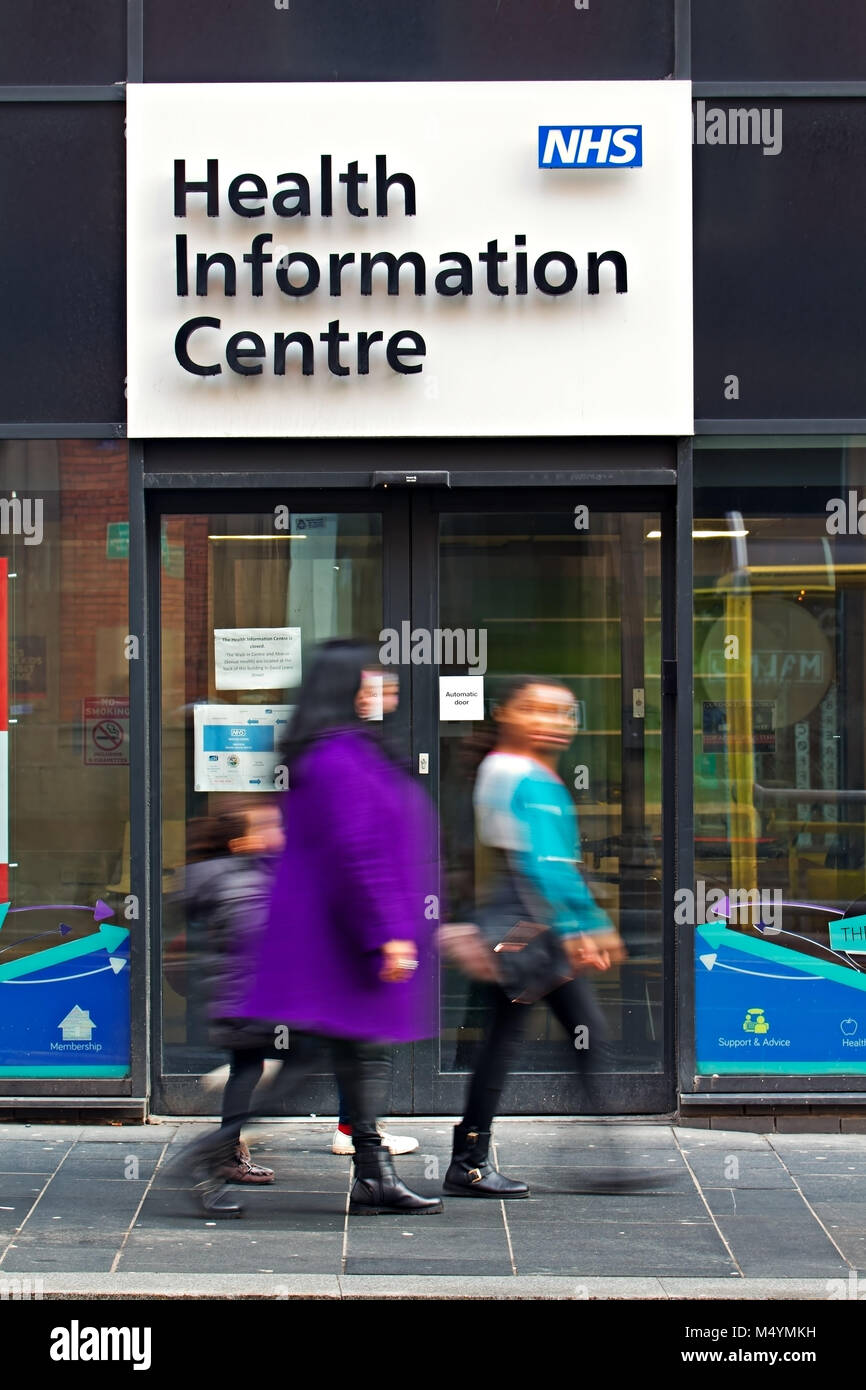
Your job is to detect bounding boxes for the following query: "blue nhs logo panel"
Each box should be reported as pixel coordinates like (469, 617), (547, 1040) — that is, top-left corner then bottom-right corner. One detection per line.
(538, 125), (642, 168)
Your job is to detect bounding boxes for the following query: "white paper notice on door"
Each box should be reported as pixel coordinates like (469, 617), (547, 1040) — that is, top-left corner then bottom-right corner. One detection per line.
(439, 676), (485, 721)
(214, 627), (301, 690)
(194, 704), (293, 791)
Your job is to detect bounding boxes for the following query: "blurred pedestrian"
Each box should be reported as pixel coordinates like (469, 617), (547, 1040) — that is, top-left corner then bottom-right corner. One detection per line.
(173, 640), (441, 1217)
(331, 665), (419, 1160)
(177, 798), (285, 1187)
(443, 675), (633, 1199)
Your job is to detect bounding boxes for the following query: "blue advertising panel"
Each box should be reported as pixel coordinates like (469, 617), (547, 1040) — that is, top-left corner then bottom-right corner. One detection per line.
(0, 899), (130, 1076)
(696, 920), (866, 1075)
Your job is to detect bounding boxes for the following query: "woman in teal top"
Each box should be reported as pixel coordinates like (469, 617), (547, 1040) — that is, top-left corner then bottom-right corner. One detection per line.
(444, 674), (628, 1199)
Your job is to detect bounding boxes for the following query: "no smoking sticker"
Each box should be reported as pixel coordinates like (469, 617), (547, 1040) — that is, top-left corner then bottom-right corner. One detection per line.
(83, 697), (130, 766)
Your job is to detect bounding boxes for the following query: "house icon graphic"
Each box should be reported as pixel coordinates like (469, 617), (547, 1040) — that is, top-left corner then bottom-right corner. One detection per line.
(58, 1006), (96, 1042)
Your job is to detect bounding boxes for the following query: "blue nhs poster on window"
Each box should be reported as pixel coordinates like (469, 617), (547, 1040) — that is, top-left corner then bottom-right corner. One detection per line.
(0, 900), (130, 1075)
(696, 917), (866, 1076)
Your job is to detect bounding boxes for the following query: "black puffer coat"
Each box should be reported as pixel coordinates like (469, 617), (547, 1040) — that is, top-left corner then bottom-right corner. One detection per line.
(178, 853), (279, 1049)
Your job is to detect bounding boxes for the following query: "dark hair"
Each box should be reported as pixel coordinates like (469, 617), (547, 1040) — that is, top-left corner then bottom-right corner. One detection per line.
(492, 674), (573, 710)
(278, 638), (379, 772)
(456, 674), (575, 778)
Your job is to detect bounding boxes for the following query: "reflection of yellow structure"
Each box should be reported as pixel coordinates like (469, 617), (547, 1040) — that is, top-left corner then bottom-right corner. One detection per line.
(699, 535), (850, 929)
(725, 572), (758, 915)
(743, 1007), (769, 1035)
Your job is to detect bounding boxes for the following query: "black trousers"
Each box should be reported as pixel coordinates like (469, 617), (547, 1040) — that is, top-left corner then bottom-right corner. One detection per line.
(215, 1034), (391, 1155)
(220, 1048), (267, 1139)
(461, 975), (611, 1131)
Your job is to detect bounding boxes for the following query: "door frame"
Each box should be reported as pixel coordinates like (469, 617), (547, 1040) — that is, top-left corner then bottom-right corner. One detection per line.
(145, 486), (413, 1115)
(409, 485), (680, 1115)
(137, 443), (690, 1116)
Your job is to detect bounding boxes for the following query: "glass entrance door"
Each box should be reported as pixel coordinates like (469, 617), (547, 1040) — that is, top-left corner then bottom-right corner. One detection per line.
(415, 491), (676, 1113)
(150, 485), (675, 1116)
(152, 491), (408, 1114)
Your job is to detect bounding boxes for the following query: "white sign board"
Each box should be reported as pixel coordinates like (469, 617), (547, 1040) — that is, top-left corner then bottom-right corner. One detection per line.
(439, 677), (485, 721)
(194, 704), (293, 791)
(127, 81), (693, 437)
(213, 627), (301, 690)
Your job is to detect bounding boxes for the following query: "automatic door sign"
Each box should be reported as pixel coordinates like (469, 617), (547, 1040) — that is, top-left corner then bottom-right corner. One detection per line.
(439, 677), (485, 721)
(83, 697), (130, 766)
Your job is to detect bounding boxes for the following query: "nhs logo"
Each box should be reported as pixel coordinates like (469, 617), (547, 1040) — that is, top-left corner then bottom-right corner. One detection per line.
(538, 125), (642, 169)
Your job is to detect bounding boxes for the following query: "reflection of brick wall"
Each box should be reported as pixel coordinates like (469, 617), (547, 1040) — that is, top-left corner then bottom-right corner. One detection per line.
(187, 519), (209, 705)
(160, 515), (209, 702)
(58, 441), (128, 724)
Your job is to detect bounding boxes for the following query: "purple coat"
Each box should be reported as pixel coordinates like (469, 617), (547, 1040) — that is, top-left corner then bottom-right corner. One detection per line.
(239, 729), (438, 1043)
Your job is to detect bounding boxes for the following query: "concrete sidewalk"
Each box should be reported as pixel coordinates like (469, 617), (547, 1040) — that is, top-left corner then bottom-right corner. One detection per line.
(0, 1118), (863, 1299)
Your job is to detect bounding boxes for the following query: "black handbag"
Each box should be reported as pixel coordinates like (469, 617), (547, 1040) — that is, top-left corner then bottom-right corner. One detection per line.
(474, 910), (574, 1005)
(471, 848), (575, 1004)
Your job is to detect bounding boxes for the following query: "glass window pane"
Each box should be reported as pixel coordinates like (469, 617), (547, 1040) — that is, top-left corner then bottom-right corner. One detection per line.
(0, 440), (130, 1078)
(438, 506), (664, 1078)
(144, 0), (674, 82)
(0, 0), (126, 84)
(694, 102), (866, 421)
(693, 1), (866, 82)
(160, 510), (383, 1074)
(0, 105), (125, 423)
(694, 439), (866, 1077)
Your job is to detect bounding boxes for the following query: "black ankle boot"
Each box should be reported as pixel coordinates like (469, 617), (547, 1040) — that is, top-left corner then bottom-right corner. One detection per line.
(349, 1146), (443, 1215)
(192, 1177), (244, 1218)
(443, 1124), (529, 1198)
(169, 1131), (245, 1218)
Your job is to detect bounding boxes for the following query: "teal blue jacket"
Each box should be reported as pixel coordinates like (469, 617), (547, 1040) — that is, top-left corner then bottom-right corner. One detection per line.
(474, 754), (613, 938)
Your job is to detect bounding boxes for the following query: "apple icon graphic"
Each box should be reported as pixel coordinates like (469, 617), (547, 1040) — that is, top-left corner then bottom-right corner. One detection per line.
(840, 1018), (858, 1036)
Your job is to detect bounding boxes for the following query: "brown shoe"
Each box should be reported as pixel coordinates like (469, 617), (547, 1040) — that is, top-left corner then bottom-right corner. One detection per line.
(218, 1141), (275, 1184)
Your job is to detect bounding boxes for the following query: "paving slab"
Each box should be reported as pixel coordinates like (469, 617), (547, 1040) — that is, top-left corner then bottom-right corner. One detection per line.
(1, 1239), (122, 1273)
(512, 1166), (695, 1195)
(770, 1132), (866, 1151)
(505, 1222), (736, 1278)
(0, 1142), (75, 1173)
(0, 1125), (84, 1142)
(117, 1231), (344, 1275)
(712, 1216), (849, 1278)
(0, 1173), (49, 1232)
(14, 1176), (148, 1232)
(0, 1120), (862, 1293)
(48, 1145), (165, 1180)
(679, 1151), (795, 1189)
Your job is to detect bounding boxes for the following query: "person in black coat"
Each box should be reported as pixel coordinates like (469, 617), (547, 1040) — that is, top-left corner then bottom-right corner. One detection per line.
(176, 798), (286, 1193)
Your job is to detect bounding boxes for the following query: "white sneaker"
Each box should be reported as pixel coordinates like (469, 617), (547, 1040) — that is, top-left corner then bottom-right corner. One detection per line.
(331, 1127), (355, 1155)
(379, 1126), (420, 1156)
(331, 1125), (420, 1156)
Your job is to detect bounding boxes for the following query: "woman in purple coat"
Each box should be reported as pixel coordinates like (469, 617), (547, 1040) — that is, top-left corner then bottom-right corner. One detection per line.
(175, 640), (441, 1218)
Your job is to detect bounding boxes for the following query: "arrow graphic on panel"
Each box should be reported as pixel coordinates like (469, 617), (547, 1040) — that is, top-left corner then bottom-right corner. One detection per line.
(0, 923), (130, 984)
(3, 956), (129, 985)
(696, 923), (866, 994)
(0, 923), (72, 958)
(698, 952), (821, 981)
